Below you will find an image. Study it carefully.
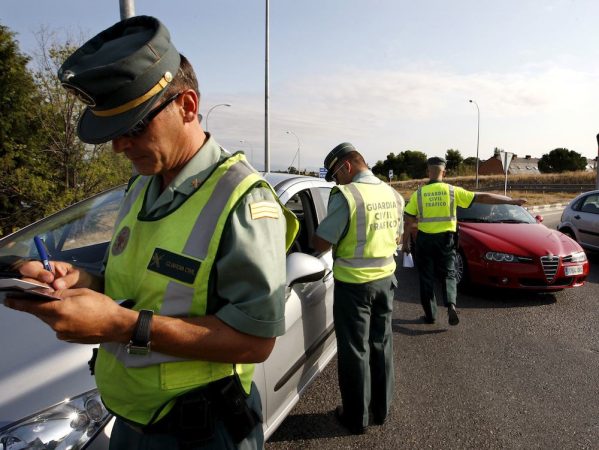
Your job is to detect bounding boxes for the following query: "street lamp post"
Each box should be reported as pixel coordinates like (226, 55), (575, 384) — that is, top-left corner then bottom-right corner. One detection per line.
(205, 103), (231, 132)
(239, 140), (254, 165)
(469, 99), (480, 189)
(285, 130), (301, 174)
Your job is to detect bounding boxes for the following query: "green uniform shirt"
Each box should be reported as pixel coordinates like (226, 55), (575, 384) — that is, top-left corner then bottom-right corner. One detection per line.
(130, 135), (287, 337)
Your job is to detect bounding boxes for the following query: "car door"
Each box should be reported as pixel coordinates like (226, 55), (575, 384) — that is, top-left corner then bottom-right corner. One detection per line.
(261, 180), (336, 436)
(574, 193), (599, 250)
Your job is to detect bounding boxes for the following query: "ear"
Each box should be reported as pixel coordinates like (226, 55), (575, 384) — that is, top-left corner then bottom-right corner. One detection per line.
(180, 90), (199, 123)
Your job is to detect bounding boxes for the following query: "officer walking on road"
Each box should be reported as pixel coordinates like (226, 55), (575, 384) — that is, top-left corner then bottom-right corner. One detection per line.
(403, 156), (526, 326)
(312, 143), (404, 434)
(6, 16), (298, 449)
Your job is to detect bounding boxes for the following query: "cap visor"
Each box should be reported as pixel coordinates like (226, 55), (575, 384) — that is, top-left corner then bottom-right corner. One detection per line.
(77, 90), (167, 144)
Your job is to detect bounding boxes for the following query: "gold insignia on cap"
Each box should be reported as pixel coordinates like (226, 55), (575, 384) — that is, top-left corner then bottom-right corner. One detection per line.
(164, 71), (173, 83)
(249, 201), (280, 220)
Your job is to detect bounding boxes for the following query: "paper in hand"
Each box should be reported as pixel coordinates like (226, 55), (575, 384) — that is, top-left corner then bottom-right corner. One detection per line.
(0, 278), (60, 301)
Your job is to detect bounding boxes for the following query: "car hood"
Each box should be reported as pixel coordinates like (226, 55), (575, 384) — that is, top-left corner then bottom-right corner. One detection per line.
(459, 222), (583, 256)
(0, 303), (97, 427)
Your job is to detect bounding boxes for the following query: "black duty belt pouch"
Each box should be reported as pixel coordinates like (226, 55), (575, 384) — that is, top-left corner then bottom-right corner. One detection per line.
(138, 373), (260, 446)
(212, 374), (260, 443)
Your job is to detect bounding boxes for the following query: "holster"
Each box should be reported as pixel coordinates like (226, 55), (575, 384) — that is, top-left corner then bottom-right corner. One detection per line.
(128, 374), (260, 448)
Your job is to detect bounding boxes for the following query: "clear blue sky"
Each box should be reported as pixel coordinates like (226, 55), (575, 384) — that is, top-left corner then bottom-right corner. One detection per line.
(3, 0), (598, 171)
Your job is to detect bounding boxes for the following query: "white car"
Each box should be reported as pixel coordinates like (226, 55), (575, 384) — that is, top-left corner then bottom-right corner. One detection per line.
(0, 173), (336, 449)
(558, 189), (599, 253)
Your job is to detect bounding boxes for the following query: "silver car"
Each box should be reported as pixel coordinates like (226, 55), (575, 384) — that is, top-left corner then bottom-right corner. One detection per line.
(558, 189), (599, 253)
(0, 173), (336, 449)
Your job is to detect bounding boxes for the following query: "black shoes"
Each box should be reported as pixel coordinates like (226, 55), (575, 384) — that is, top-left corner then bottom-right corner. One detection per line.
(335, 406), (365, 435)
(421, 315), (436, 324)
(448, 304), (459, 326)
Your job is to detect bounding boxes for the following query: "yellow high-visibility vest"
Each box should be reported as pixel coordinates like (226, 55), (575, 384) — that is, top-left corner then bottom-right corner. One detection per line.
(95, 153), (298, 425)
(333, 182), (403, 283)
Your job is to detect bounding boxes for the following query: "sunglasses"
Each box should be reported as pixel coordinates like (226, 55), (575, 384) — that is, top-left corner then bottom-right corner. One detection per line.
(121, 92), (182, 138)
(330, 162), (345, 182)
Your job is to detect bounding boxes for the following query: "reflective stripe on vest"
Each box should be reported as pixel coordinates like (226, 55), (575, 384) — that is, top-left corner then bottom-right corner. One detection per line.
(416, 184), (456, 223)
(333, 182), (400, 283)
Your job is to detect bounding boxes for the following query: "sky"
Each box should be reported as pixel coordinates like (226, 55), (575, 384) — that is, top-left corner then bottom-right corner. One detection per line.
(2, 0), (599, 172)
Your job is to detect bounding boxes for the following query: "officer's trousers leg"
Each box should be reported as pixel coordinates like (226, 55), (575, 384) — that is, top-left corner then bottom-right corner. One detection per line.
(333, 280), (371, 428)
(415, 232), (437, 320)
(439, 234), (458, 307)
(368, 276), (395, 423)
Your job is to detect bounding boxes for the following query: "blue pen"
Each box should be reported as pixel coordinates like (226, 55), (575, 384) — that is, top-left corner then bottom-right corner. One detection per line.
(34, 236), (53, 272)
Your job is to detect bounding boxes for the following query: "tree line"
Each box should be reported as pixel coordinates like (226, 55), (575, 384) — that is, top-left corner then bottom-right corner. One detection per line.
(0, 24), (130, 237)
(372, 147), (590, 181)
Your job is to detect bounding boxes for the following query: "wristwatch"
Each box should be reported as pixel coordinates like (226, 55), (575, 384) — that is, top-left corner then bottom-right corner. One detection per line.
(126, 309), (154, 355)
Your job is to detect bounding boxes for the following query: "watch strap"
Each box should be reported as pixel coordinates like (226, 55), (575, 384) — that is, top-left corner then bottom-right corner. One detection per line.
(127, 309), (153, 355)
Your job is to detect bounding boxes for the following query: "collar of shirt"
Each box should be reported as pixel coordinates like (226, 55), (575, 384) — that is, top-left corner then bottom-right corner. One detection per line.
(144, 134), (229, 216)
(351, 169), (380, 184)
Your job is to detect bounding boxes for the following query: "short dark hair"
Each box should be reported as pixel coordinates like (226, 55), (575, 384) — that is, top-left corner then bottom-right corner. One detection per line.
(342, 151), (367, 168)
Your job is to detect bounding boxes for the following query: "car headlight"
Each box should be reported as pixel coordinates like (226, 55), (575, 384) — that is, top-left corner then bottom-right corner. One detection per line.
(0, 388), (110, 450)
(570, 251), (587, 263)
(484, 251), (517, 262)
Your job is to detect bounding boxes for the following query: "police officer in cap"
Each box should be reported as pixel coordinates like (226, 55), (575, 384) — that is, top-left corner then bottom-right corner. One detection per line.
(403, 156), (526, 326)
(312, 143), (404, 434)
(6, 16), (298, 449)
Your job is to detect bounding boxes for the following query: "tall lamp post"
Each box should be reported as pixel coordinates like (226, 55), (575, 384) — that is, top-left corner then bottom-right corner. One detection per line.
(239, 140), (254, 165)
(205, 103), (231, 132)
(469, 99), (480, 189)
(285, 130), (301, 174)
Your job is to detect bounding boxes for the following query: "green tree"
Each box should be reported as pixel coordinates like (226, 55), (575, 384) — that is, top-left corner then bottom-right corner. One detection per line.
(0, 27), (130, 237)
(538, 148), (587, 173)
(372, 150), (427, 180)
(0, 23), (46, 236)
(445, 149), (463, 175)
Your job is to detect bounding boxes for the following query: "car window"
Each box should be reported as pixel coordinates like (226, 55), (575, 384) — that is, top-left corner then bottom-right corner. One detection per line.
(285, 189), (318, 255)
(458, 203), (536, 223)
(579, 194), (599, 215)
(0, 187), (124, 264)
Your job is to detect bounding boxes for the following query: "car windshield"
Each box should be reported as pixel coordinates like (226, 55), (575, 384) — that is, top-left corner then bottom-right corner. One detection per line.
(457, 203), (536, 224)
(0, 186), (125, 271)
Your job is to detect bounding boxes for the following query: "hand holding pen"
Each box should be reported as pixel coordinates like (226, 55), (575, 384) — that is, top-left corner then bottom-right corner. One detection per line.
(34, 236), (53, 273)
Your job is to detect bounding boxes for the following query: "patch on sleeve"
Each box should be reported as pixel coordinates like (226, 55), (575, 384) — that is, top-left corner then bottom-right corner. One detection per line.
(249, 201), (280, 220)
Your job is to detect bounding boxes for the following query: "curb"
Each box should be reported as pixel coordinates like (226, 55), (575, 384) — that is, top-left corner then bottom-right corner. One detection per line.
(526, 203), (566, 212)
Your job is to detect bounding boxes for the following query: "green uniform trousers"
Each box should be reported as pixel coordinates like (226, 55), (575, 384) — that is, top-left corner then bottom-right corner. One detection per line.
(333, 275), (396, 428)
(415, 230), (457, 321)
(108, 382), (264, 450)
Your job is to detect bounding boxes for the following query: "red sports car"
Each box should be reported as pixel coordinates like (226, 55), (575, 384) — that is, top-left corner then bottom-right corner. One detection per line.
(455, 203), (589, 290)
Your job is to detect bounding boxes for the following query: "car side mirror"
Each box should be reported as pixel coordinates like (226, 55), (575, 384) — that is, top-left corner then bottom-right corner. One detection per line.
(535, 214), (543, 223)
(286, 252), (326, 286)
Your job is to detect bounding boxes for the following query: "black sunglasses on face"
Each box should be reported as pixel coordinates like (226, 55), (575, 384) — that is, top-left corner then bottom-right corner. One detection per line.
(121, 92), (182, 138)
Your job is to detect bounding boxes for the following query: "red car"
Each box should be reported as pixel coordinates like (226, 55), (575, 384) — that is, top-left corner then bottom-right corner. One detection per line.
(455, 203), (589, 290)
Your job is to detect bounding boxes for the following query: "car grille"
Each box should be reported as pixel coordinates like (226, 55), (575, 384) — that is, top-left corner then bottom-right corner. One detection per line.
(540, 255), (560, 282)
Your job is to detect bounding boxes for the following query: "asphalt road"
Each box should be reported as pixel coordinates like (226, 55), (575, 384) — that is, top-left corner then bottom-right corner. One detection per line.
(266, 209), (599, 450)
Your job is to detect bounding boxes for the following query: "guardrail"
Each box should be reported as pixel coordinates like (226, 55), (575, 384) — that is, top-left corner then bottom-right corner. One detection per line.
(479, 184), (595, 192)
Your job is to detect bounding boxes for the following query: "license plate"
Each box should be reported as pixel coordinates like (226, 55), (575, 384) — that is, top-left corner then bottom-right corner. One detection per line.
(565, 265), (583, 276)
